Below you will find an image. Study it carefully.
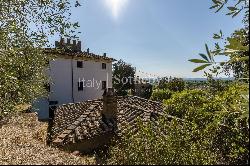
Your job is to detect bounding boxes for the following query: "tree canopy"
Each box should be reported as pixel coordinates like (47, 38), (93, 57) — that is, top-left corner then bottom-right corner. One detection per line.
(0, 0), (80, 117)
(189, 0), (249, 79)
(113, 60), (136, 96)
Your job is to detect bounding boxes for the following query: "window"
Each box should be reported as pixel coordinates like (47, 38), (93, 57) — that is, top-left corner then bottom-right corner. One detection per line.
(102, 81), (107, 90)
(78, 81), (84, 91)
(77, 61), (83, 68)
(102, 63), (107, 69)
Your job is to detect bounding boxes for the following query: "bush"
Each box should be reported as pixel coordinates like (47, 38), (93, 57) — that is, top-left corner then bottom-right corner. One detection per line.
(166, 78), (185, 92)
(150, 89), (173, 102)
(108, 119), (220, 165)
(164, 89), (210, 119)
(108, 84), (249, 165)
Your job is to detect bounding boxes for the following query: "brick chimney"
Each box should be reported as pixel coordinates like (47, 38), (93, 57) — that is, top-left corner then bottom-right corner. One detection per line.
(60, 37), (65, 46)
(55, 41), (59, 48)
(67, 38), (71, 45)
(102, 88), (117, 123)
(77, 41), (81, 52)
(55, 37), (65, 49)
(72, 40), (76, 51)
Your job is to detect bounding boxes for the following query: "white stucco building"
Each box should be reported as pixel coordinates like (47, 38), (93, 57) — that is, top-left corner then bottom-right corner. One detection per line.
(33, 38), (115, 120)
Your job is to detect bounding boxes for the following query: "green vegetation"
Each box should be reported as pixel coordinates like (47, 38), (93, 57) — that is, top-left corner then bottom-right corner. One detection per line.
(113, 59), (136, 96)
(189, 0), (249, 79)
(0, 0), (248, 165)
(108, 84), (249, 165)
(159, 77), (185, 92)
(150, 77), (185, 101)
(108, 0), (249, 165)
(150, 89), (173, 102)
(0, 0), (80, 117)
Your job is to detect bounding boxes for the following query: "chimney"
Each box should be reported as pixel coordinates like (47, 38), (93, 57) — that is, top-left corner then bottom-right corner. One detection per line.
(77, 41), (82, 52)
(103, 53), (107, 57)
(55, 41), (59, 48)
(71, 40), (76, 52)
(67, 38), (71, 45)
(60, 37), (65, 46)
(102, 88), (117, 124)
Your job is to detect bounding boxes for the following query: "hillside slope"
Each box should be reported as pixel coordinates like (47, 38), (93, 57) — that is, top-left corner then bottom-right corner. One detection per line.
(0, 113), (96, 165)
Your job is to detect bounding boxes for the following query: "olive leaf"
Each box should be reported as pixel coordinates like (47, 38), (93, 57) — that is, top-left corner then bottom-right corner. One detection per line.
(193, 64), (212, 72)
(189, 59), (209, 63)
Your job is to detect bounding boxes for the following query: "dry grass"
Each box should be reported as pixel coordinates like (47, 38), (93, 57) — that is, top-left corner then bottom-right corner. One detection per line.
(15, 104), (31, 112)
(0, 112), (96, 165)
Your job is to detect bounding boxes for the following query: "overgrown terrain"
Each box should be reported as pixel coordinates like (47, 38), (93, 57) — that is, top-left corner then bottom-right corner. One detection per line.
(0, 0), (249, 165)
(0, 113), (95, 165)
(108, 82), (249, 165)
(107, 0), (249, 164)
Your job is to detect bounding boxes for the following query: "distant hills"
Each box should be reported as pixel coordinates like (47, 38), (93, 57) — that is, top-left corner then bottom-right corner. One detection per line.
(139, 77), (235, 84)
(183, 77), (234, 81)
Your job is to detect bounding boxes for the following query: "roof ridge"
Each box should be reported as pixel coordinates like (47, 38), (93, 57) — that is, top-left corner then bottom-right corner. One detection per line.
(129, 96), (163, 105)
(124, 103), (152, 113)
(44, 48), (116, 62)
(58, 99), (102, 108)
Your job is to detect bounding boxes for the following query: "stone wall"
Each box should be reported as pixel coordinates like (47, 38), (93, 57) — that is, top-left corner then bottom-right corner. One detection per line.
(62, 132), (116, 154)
(55, 38), (82, 53)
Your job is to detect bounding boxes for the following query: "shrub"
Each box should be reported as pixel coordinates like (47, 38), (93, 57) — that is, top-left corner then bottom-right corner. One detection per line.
(108, 119), (219, 165)
(150, 89), (173, 102)
(164, 89), (210, 119)
(157, 77), (185, 92)
(108, 84), (249, 165)
(166, 78), (185, 92)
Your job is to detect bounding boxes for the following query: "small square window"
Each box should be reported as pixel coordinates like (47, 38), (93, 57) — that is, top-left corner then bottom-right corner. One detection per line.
(102, 81), (107, 90)
(77, 61), (83, 68)
(102, 63), (107, 69)
(78, 81), (84, 91)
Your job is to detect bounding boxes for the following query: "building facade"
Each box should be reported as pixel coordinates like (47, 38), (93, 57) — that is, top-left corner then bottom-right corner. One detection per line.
(33, 38), (115, 120)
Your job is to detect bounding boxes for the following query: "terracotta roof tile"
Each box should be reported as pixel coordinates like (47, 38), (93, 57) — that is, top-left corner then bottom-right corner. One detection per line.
(44, 48), (116, 62)
(50, 96), (164, 145)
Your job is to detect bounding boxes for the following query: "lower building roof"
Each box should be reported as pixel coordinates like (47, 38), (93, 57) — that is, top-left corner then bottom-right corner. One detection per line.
(50, 96), (163, 146)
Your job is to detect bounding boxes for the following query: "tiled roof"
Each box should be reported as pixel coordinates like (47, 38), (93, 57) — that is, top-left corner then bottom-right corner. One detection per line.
(50, 96), (163, 146)
(44, 48), (116, 62)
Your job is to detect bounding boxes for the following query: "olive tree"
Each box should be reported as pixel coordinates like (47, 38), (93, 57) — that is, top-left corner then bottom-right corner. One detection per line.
(189, 0), (249, 78)
(113, 60), (136, 96)
(0, 0), (81, 117)
(189, 0), (249, 127)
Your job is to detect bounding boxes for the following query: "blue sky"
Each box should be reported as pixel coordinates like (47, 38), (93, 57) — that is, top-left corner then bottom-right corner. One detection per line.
(51, 0), (244, 78)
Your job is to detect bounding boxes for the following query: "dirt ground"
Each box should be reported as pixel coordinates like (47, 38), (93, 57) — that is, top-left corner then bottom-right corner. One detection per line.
(0, 112), (96, 165)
